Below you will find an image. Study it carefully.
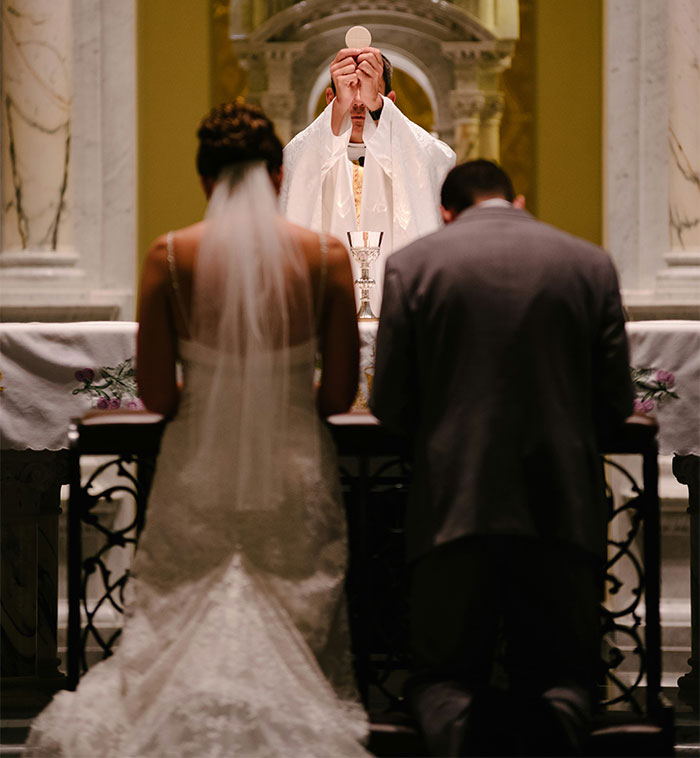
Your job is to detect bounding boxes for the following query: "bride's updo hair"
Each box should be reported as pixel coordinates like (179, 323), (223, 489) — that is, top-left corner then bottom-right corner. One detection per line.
(196, 100), (283, 180)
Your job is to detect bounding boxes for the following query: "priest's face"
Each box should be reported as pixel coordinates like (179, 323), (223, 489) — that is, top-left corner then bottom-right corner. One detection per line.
(349, 95), (368, 143)
(349, 81), (386, 143)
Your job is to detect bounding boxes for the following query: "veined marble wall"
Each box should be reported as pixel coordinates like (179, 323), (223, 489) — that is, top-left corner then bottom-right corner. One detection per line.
(0, 0), (137, 321)
(662, 0), (700, 299)
(1, 0), (73, 257)
(605, 0), (700, 319)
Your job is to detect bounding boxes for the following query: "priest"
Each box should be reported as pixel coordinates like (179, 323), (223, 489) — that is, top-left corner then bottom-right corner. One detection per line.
(281, 44), (456, 314)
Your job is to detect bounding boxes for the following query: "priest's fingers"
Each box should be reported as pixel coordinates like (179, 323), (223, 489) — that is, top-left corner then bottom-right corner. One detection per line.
(356, 53), (383, 108)
(356, 53), (383, 86)
(331, 72), (359, 111)
(356, 48), (383, 68)
(336, 73), (359, 92)
(331, 57), (358, 78)
(356, 59), (381, 82)
(331, 48), (362, 65)
(330, 55), (358, 89)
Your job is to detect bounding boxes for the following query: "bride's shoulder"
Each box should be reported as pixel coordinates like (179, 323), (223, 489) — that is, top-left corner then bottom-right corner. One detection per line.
(144, 222), (205, 273)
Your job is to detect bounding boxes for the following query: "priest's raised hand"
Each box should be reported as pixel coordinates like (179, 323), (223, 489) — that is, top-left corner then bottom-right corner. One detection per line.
(329, 47), (394, 141)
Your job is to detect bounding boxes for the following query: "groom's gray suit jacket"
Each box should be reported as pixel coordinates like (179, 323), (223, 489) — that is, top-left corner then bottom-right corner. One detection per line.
(370, 204), (634, 563)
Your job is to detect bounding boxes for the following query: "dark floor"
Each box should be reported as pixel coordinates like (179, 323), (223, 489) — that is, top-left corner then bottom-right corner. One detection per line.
(1, 687), (697, 757)
(368, 688), (698, 758)
(671, 687), (700, 757)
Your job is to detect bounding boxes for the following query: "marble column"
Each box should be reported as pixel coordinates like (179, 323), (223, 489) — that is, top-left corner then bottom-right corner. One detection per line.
(480, 93), (505, 160)
(236, 41), (304, 145)
(449, 90), (484, 162)
(260, 43), (305, 146)
(656, 0), (700, 300)
(1, 0), (76, 270)
(443, 43), (513, 163)
(0, 0), (137, 322)
(443, 44), (482, 162)
(478, 48), (511, 161)
(604, 0), (700, 318)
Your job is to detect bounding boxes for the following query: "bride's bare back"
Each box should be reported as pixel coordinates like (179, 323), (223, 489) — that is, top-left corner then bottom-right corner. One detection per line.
(137, 216), (358, 419)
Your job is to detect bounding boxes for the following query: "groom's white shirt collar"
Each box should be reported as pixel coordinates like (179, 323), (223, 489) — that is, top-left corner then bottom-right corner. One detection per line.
(475, 198), (512, 209)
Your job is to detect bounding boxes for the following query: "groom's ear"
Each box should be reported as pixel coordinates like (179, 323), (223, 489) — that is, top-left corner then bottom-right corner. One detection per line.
(440, 205), (456, 224)
(325, 87), (335, 105)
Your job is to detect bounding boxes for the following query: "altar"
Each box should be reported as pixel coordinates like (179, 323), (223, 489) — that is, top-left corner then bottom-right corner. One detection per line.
(1, 319), (699, 712)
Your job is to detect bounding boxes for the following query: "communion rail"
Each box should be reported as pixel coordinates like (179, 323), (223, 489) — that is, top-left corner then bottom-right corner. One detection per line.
(65, 414), (673, 756)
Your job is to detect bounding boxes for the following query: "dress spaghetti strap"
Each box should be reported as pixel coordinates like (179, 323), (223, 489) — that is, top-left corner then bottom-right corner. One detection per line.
(166, 231), (190, 333)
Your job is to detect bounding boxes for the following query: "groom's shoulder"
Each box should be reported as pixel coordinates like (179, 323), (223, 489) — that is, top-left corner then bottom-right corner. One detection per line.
(389, 225), (451, 270)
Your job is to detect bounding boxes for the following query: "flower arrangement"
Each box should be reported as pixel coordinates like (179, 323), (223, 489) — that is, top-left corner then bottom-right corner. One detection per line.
(73, 357), (143, 410)
(630, 367), (679, 415)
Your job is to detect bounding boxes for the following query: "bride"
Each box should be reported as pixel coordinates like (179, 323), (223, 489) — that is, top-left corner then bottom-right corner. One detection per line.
(25, 101), (369, 757)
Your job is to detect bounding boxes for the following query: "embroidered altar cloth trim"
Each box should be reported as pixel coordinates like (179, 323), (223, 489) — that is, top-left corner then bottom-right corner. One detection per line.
(625, 320), (700, 456)
(2, 320), (698, 456)
(1, 321), (138, 451)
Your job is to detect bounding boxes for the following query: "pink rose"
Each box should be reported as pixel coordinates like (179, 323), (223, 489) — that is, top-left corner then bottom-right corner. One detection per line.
(634, 397), (655, 414)
(74, 368), (95, 383)
(127, 399), (144, 410)
(108, 397), (121, 409)
(655, 370), (675, 388)
(96, 397), (109, 410)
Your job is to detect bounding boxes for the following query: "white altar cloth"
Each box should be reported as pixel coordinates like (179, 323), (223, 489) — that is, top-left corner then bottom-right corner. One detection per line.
(625, 321), (700, 456)
(2, 319), (697, 456)
(358, 319), (700, 456)
(1, 322), (138, 451)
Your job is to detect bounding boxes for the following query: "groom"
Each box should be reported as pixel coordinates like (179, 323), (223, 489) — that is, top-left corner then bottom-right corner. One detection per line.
(370, 160), (634, 756)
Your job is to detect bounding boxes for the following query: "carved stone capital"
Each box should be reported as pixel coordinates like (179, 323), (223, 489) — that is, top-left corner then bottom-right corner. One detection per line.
(449, 91), (485, 122)
(262, 42), (306, 63)
(238, 42), (306, 94)
(441, 41), (489, 65)
(479, 41), (515, 73)
(441, 40), (513, 68)
(261, 92), (297, 120)
(481, 93), (505, 123)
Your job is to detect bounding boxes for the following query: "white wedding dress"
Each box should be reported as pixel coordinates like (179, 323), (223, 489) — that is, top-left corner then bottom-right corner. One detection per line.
(25, 166), (370, 758)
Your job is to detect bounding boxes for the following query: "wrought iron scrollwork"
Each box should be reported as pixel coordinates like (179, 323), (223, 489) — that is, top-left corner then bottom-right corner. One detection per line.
(77, 457), (140, 665)
(340, 449), (658, 714)
(67, 446), (157, 689)
(67, 420), (661, 721)
(600, 456), (652, 711)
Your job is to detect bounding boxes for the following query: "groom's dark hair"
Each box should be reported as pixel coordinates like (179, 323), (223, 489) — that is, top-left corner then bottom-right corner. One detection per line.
(196, 100), (283, 180)
(441, 159), (515, 214)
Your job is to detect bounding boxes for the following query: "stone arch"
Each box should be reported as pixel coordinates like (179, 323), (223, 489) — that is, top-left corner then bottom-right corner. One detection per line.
(234, 0), (517, 160)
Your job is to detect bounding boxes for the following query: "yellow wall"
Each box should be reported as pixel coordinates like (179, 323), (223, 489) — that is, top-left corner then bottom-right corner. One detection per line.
(137, 0), (213, 276)
(533, 0), (602, 244)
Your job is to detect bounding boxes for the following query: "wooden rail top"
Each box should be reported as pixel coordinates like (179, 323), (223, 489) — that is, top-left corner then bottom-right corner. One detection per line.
(70, 409), (658, 459)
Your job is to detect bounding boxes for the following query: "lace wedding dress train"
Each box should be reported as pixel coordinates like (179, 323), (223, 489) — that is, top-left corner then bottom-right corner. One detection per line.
(25, 339), (370, 758)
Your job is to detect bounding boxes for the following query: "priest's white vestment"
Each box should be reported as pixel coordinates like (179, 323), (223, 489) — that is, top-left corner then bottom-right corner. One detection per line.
(281, 96), (456, 313)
